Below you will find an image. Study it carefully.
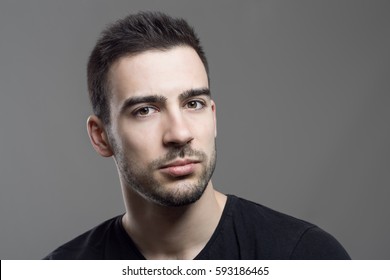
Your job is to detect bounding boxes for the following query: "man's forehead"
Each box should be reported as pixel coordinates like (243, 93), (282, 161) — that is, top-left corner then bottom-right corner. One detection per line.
(108, 46), (207, 80)
(107, 46), (209, 105)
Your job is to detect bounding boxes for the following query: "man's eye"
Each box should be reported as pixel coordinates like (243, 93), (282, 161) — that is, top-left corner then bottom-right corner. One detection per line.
(186, 100), (205, 110)
(133, 106), (158, 117)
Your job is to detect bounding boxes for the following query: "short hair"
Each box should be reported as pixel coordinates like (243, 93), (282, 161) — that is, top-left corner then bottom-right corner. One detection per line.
(87, 11), (209, 125)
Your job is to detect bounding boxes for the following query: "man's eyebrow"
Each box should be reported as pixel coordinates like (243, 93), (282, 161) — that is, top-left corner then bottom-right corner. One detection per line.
(179, 88), (211, 102)
(119, 88), (210, 114)
(119, 95), (167, 114)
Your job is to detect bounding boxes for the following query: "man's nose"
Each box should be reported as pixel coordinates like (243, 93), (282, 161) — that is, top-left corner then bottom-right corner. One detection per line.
(162, 111), (194, 147)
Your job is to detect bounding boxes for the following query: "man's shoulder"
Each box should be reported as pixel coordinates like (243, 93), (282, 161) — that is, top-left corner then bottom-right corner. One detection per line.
(225, 195), (350, 259)
(229, 194), (315, 230)
(43, 215), (124, 260)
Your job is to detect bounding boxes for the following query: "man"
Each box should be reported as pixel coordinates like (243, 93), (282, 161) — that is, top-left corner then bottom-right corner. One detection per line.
(44, 11), (350, 260)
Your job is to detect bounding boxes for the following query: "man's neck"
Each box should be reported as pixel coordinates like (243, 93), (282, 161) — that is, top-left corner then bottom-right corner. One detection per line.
(121, 183), (227, 259)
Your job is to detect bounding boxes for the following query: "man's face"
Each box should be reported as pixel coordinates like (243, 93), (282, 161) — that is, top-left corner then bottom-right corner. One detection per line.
(106, 46), (217, 207)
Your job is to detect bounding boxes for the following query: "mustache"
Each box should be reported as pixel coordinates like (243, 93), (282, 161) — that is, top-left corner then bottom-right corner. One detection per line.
(150, 146), (207, 169)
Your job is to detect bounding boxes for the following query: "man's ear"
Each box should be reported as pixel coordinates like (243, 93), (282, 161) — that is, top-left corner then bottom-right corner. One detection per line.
(86, 115), (114, 157)
(211, 100), (217, 138)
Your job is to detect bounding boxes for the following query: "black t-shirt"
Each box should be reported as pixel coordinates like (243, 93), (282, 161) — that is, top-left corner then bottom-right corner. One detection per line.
(44, 195), (350, 259)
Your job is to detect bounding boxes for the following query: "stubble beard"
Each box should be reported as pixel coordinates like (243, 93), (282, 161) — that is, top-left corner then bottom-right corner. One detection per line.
(114, 142), (217, 207)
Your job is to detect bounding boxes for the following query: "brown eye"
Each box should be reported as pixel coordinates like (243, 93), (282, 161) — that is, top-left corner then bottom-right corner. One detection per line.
(186, 100), (205, 110)
(188, 101), (197, 108)
(134, 106), (158, 117)
(139, 107), (150, 115)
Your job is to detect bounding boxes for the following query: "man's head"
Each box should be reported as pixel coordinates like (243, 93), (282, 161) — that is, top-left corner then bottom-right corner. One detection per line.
(87, 12), (217, 207)
(87, 11), (209, 126)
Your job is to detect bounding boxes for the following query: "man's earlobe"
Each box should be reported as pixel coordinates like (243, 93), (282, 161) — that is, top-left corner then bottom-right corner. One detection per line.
(86, 115), (114, 157)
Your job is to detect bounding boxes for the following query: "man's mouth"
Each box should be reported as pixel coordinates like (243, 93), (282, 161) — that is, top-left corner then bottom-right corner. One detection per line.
(159, 159), (200, 177)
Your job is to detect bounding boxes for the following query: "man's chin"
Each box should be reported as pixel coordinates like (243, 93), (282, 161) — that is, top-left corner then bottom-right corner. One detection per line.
(146, 181), (207, 207)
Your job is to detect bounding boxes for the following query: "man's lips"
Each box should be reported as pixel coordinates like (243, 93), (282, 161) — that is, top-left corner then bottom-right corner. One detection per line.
(159, 159), (200, 177)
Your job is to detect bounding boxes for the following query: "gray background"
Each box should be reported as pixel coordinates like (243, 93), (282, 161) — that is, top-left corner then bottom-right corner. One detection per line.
(0, 0), (389, 259)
